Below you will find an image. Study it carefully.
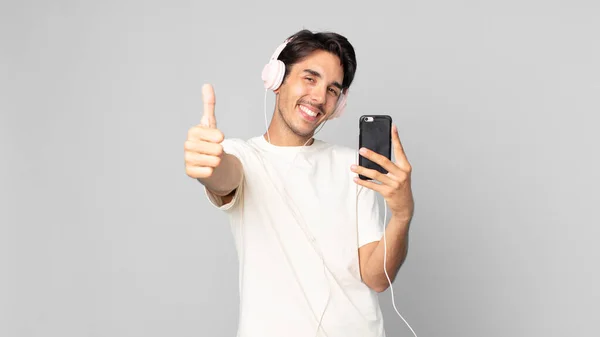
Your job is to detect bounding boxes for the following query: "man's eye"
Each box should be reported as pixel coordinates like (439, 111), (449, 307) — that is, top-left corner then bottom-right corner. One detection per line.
(305, 77), (314, 82)
(329, 88), (339, 96)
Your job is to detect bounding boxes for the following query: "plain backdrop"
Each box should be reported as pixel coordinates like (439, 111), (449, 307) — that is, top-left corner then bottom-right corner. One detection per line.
(2, 1), (599, 336)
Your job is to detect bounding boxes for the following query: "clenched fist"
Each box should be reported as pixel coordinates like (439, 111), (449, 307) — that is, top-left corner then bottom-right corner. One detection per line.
(184, 84), (225, 179)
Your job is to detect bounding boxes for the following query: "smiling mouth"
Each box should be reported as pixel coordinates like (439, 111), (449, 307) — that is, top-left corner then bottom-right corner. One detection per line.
(298, 104), (322, 118)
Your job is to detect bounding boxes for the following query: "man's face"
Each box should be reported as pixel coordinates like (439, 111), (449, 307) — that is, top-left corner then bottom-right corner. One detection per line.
(275, 50), (345, 138)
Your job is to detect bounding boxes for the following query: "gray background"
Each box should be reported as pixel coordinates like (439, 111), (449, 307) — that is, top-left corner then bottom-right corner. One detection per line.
(2, 1), (599, 336)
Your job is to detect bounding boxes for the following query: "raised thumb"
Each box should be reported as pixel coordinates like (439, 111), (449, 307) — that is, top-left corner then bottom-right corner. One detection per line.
(200, 83), (216, 128)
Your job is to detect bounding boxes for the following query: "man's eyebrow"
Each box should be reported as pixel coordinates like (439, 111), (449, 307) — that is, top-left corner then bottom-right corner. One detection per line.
(302, 69), (343, 90)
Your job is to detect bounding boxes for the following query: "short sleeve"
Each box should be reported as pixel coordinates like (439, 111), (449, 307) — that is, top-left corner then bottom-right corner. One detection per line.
(356, 184), (384, 248)
(204, 138), (247, 212)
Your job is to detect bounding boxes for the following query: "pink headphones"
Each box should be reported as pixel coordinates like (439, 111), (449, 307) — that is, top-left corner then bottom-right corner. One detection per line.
(261, 38), (348, 119)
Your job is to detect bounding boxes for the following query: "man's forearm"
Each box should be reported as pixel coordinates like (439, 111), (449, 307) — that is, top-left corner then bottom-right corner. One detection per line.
(363, 214), (411, 292)
(198, 153), (243, 196)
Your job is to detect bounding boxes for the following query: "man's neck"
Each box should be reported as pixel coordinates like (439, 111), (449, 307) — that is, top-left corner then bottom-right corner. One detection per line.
(262, 130), (314, 147)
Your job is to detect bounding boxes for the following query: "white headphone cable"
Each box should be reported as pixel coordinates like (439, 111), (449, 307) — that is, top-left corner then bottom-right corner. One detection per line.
(381, 199), (418, 337)
(262, 90), (332, 336)
(252, 151), (332, 337)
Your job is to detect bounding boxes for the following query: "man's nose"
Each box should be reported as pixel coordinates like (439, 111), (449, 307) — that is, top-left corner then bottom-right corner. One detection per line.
(309, 85), (327, 105)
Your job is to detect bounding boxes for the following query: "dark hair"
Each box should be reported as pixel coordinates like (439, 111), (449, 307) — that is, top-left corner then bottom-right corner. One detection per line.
(277, 29), (357, 90)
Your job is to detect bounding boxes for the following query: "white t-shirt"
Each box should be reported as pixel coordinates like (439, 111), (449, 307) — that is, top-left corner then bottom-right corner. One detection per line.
(205, 135), (386, 337)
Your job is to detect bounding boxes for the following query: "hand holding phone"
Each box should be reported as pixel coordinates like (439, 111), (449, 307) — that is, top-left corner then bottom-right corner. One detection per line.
(353, 114), (414, 222)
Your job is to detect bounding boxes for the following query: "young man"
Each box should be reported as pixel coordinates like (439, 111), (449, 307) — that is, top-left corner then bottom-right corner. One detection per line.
(184, 30), (414, 337)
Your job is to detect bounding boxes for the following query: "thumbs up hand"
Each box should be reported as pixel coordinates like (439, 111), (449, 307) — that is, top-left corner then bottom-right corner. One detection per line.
(185, 84), (225, 179)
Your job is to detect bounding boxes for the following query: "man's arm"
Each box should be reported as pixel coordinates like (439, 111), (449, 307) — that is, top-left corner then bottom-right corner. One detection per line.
(351, 123), (415, 293)
(358, 215), (411, 292)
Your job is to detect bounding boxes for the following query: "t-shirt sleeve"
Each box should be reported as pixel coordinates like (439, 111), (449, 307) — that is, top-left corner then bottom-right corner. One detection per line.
(356, 184), (385, 248)
(203, 138), (246, 212)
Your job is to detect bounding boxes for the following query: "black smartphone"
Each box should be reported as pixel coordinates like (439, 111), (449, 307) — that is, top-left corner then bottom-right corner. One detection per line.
(358, 115), (392, 180)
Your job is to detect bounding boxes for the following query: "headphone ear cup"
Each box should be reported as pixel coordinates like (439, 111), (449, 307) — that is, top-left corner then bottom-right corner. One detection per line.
(262, 60), (285, 90)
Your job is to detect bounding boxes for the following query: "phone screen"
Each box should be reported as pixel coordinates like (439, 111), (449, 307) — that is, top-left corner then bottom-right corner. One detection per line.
(359, 115), (392, 180)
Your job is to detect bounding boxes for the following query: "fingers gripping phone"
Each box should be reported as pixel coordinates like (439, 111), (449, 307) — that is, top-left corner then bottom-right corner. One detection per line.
(359, 115), (392, 180)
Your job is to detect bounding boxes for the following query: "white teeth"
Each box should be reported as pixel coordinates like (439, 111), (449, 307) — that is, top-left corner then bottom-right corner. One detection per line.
(299, 105), (318, 117)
